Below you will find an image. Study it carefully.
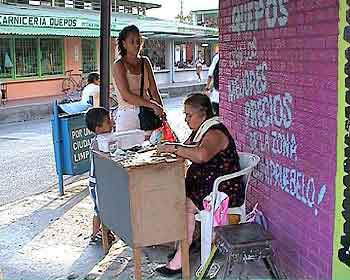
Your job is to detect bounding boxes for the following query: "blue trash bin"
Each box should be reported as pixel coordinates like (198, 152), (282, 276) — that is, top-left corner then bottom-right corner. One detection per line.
(51, 100), (94, 195)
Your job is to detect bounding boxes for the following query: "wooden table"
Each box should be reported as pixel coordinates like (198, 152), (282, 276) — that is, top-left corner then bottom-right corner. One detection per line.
(93, 149), (190, 280)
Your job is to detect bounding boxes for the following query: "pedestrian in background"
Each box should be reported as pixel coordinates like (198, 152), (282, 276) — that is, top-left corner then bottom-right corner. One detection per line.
(195, 57), (203, 82)
(81, 72), (100, 107)
(205, 51), (219, 116)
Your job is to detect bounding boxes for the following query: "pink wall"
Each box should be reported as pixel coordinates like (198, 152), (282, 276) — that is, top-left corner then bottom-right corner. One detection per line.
(219, 0), (339, 278)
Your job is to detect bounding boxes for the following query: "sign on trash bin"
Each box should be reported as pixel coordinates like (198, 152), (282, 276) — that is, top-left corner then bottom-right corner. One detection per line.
(51, 101), (93, 195)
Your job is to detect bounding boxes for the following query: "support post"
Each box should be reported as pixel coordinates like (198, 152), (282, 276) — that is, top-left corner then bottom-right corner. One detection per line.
(100, 0), (111, 110)
(52, 101), (64, 196)
(169, 39), (175, 84)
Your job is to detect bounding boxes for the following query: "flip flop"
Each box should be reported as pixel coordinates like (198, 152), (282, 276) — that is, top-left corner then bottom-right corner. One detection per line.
(89, 235), (102, 245)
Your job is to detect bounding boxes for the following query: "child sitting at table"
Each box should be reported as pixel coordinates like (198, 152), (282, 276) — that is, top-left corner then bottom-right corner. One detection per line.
(85, 107), (115, 243)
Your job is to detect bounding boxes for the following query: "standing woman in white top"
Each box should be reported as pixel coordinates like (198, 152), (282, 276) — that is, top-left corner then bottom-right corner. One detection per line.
(112, 25), (164, 132)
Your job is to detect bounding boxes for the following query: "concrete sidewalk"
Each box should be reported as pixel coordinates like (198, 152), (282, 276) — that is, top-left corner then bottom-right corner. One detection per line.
(0, 80), (205, 125)
(0, 179), (274, 280)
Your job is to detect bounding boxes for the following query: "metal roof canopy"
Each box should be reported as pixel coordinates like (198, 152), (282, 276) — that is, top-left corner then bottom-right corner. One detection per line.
(145, 32), (218, 41)
(0, 3), (218, 38)
(117, 0), (161, 9)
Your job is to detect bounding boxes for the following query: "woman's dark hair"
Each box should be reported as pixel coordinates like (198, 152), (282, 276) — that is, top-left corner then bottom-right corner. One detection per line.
(85, 107), (109, 133)
(87, 72), (100, 84)
(184, 93), (214, 119)
(118, 25), (143, 57)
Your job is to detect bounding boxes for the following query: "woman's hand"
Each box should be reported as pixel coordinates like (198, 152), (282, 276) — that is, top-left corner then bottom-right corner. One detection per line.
(149, 100), (164, 117)
(157, 142), (176, 154)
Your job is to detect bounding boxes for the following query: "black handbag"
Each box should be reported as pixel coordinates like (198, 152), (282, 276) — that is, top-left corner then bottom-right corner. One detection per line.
(138, 58), (162, 131)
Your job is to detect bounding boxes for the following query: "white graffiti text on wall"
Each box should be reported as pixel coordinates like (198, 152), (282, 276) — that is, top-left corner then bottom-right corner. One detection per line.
(244, 92), (293, 130)
(232, 0), (288, 33)
(228, 61), (268, 102)
(260, 157), (327, 216)
(230, 37), (257, 68)
(226, 9), (328, 215)
(248, 130), (297, 160)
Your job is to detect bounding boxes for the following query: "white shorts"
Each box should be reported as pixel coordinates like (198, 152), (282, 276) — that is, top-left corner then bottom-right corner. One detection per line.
(114, 107), (140, 132)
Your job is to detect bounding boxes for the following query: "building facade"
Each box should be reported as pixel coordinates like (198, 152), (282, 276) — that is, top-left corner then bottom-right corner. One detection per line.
(191, 9), (218, 28)
(0, 0), (218, 100)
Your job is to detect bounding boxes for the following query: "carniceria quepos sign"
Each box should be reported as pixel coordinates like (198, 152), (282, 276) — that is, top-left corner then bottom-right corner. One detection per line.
(0, 14), (99, 28)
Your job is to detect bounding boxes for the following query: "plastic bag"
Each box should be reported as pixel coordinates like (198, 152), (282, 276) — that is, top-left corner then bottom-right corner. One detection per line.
(149, 120), (178, 144)
(246, 202), (268, 230)
(161, 120), (178, 142)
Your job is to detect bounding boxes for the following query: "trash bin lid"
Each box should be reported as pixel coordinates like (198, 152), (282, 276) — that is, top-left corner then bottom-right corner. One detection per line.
(58, 101), (91, 115)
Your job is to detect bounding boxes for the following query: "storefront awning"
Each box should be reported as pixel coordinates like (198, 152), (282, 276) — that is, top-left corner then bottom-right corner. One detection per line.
(0, 25), (100, 37)
(0, 3), (218, 39)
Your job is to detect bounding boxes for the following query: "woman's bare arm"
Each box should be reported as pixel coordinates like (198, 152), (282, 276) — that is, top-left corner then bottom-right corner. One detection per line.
(158, 130), (229, 164)
(144, 57), (164, 106)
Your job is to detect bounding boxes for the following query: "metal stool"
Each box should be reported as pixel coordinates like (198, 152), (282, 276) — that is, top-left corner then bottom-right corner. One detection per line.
(214, 223), (282, 279)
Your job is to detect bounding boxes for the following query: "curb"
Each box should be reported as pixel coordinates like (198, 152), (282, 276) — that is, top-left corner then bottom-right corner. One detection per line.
(0, 84), (205, 125)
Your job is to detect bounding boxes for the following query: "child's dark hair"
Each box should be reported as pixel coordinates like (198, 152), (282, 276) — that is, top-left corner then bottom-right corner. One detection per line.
(87, 72), (100, 84)
(118, 25), (143, 57)
(85, 107), (109, 133)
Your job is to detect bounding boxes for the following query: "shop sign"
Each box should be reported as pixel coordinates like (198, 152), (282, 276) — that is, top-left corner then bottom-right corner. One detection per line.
(0, 14), (99, 29)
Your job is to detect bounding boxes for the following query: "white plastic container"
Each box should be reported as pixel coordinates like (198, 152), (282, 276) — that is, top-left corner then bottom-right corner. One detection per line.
(114, 129), (145, 150)
(96, 129), (145, 152)
(96, 133), (117, 153)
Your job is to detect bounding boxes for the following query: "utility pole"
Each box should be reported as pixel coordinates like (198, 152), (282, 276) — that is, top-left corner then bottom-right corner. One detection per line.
(176, 0), (188, 23)
(180, 0), (184, 18)
(100, 0), (111, 110)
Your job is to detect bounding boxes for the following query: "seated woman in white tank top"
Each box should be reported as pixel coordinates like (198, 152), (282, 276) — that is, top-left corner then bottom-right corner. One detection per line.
(112, 25), (164, 133)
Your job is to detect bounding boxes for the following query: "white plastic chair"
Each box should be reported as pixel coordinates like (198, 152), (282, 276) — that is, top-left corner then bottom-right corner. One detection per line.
(226, 152), (260, 223)
(195, 152), (261, 269)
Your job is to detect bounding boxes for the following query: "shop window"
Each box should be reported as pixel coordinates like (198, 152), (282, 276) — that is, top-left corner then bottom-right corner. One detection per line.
(143, 40), (166, 70)
(0, 38), (13, 79)
(15, 38), (38, 77)
(40, 38), (64, 76)
(28, 0), (40, 5)
(74, 0), (84, 9)
(54, 0), (65, 7)
(64, 0), (74, 8)
(39, 0), (53, 7)
(91, 0), (100, 10)
(81, 39), (97, 73)
(198, 43), (213, 67)
(174, 42), (195, 69)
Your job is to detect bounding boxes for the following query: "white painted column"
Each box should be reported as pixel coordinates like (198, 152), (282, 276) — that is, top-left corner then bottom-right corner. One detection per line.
(168, 39), (175, 84)
(194, 42), (199, 61)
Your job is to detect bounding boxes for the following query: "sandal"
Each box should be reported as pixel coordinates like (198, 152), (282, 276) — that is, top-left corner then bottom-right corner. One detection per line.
(95, 232), (103, 240)
(89, 235), (102, 245)
(108, 232), (116, 243)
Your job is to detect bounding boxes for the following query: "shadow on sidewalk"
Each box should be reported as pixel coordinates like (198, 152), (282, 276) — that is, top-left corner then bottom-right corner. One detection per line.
(0, 183), (88, 261)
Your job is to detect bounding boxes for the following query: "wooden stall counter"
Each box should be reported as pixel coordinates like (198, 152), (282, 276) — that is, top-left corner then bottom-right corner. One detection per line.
(93, 149), (190, 280)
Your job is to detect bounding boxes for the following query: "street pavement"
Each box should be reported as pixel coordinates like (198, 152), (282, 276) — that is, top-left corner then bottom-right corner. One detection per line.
(0, 97), (190, 207)
(0, 180), (272, 280)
